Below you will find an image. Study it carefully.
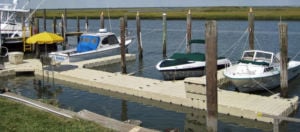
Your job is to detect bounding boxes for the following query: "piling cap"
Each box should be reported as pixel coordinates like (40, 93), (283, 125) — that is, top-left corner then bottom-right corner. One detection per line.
(249, 8), (253, 13)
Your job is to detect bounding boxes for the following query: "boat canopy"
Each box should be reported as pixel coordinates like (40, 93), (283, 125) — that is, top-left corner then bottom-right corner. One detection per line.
(76, 35), (100, 53)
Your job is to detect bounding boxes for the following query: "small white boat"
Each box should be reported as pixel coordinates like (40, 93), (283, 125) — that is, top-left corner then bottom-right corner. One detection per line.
(49, 29), (133, 63)
(156, 52), (231, 80)
(224, 50), (300, 92)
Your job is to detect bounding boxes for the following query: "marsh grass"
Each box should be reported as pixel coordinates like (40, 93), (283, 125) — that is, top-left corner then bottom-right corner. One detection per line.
(0, 97), (112, 132)
(34, 7), (300, 20)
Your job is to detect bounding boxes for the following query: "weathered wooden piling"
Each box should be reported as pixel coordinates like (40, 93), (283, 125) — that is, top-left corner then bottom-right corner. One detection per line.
(64, 9), (67, 29)
(162, 13), (167, 58)
(248, 8), (255, 50)
(186, 10), (192, 53)
(34, 18), (39, 34)
(136, 12), (143, 59)
(63, 9), (68, 45)
(120, 17), (127, 74)
(279, 22), (288, 98)
(43, 9), (46, 31)
(85, 16), (89, 32)
(77, 16), (80, 42)
(205, 20), (218, 132)
(52, 16), (57, 33)
(61, 14), (66, 50)
(124, 15), (128, 36)
(100, 12), (104, 29)
(0, 16), (3, 69)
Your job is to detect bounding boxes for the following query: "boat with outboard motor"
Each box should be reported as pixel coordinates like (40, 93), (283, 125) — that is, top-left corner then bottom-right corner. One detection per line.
(49, 29), (133, 63)
(223, 50), (300, 92)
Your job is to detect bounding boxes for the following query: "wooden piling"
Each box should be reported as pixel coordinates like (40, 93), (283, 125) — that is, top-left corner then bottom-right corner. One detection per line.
(63, 9), (68, 45)
(34, 18), (39, 34)
(0, 15), (3, 68)
(43, 9), (46, 31)
(52, 16), (57, 33)
(61, 14), (66, 50)
(85, 16), (89, 32)
(186, 10), (192, 53)
(77, 16), (80, 43)
(205, 20), (218, 132)
(162, 13), (167, 58)
(64, 9), (67, 29)
(100, 12), (104, 29)
(136, 12), (143, 59)
(120, 17), (127, 74)
(279, 22), (288, 98)
(248, 8), (255, 50)
(124, 15), (128, 36)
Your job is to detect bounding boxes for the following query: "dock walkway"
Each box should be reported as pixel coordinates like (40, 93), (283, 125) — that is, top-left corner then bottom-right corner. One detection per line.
(1, 54), (298, 123)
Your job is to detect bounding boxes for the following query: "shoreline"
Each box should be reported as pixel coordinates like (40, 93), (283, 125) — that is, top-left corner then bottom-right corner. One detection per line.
(34, 7), (300, 20)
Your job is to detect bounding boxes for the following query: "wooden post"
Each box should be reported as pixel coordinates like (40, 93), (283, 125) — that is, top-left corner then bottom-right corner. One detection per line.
(205, 20), (218, 132)
(248, 8), (255, 50)
(77, 16), (80, 43)
(63, 9), (68, 45)
(52, 16), (57, 33)
(0, 15), (3, 69)
(124, 14), (128, 36)
(61, 14), (66, 50)
(186, 10), (192, 53)
(136, 12), (143, 59)
(120, 17), (127, 74)
(34, 18), (39, 34)
(64, 8), (67, 29)
(100, 11), (104, 29)
(85, 16), (89, 32)
(162, 13), (167, 58)
(43, 9), (46, 31)
(279, 22), (288, 98)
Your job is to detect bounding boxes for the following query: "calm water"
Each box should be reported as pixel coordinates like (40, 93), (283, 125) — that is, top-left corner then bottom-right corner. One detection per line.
(2, 19), (300, 131)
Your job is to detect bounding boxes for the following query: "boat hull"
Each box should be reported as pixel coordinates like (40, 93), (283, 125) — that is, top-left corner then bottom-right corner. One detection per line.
(226, 61), (300, 92)
(49, 40), (131, 63)
(157, 58), (231, 80)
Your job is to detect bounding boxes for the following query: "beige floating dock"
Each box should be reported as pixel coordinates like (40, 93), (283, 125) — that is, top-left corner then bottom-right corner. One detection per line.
(1, 54), (298, 124)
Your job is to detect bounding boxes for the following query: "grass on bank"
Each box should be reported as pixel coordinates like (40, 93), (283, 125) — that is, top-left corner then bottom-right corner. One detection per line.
(34, 7), (300, 20)
(0, 97), (112, 132)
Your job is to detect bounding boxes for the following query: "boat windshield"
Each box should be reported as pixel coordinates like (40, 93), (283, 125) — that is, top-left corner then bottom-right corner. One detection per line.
(241, 50), (274, 65)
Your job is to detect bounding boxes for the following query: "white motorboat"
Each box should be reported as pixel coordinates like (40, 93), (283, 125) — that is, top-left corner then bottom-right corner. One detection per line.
(156, 52), (231, 80)
(49, 29), (133, 63)
(0, 0), (30, 45)
(223, 50), (300, 92)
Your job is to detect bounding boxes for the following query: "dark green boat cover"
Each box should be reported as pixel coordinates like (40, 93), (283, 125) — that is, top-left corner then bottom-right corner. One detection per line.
(159, 53), (227, 68)
(170, 53), (205, 61)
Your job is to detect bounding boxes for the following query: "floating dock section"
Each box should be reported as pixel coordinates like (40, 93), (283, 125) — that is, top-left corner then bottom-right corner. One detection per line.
(1, 54), (298, 123)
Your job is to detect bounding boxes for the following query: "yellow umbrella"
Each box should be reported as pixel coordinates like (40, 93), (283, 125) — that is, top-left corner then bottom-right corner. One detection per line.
(26, 32), (64, 44)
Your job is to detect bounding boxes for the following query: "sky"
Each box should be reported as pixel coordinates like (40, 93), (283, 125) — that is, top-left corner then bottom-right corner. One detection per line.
(3, 0), (300, 9)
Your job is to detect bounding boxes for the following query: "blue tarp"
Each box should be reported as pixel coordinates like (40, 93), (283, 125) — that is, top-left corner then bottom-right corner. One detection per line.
(76, 35), (100, 53)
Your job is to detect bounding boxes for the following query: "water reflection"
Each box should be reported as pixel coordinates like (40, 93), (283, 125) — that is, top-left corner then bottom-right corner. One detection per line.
(32, 76), (62, 105)
(121, 100), (128, 121)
